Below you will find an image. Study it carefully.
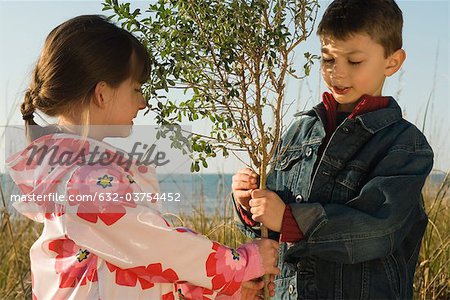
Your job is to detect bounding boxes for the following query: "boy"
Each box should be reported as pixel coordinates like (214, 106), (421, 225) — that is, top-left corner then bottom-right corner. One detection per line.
(233, 0), (434, 299)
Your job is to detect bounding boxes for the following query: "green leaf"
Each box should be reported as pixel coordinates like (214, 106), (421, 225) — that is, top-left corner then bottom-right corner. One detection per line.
(105, 0), (319, 172)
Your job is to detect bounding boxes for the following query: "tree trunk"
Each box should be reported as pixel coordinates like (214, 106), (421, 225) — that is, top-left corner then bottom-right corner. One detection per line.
(259, 165), (271, 299)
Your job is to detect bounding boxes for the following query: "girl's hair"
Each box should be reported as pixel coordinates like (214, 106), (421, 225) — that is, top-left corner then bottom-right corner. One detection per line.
(21, 14), (151, 142)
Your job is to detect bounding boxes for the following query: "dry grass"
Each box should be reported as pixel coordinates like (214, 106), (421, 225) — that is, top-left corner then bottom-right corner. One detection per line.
(0, 211), (41, 299)
(414, 173), (450, 299)
(164, 195), (248, 249)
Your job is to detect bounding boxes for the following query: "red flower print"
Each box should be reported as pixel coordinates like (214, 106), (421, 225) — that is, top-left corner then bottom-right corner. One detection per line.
(176, 283), (215, 300)
(48, 238), (98, 288)
(7, 135), (91, 221)
(138, 165), (148, 174)
(205, 242), (247, 296)
(106, 262), (179, 290)
(17, 183), (33, 194)
(67, 164), (137, 226)
(17, 182), (66, 221)
(162, 292), (175, 300)
(175, 227), (199, 234)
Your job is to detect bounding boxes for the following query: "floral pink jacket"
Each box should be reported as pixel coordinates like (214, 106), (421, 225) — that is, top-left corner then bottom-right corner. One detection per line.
(6, 133), (263, 300)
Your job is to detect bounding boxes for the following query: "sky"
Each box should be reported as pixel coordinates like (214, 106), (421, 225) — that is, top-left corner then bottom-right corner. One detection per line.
(0, 0), (449, 173)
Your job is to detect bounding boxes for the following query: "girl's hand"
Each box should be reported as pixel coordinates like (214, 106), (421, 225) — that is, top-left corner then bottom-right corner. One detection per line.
(252, 238), (280, 275)
(232, 168), (259, 210)
(250, 189), (286, 232)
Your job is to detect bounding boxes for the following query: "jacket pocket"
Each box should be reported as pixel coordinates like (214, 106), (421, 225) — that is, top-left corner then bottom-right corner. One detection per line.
(332, 164), (367, 204)
(274, 147), (304, 171)
(273, 147), (304, 195)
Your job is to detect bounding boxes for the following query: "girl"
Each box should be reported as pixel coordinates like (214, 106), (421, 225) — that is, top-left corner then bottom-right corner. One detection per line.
(6, 15), (279, 299)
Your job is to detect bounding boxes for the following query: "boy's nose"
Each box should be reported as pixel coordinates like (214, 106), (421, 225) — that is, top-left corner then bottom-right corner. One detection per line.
(331, 63), (346, 79)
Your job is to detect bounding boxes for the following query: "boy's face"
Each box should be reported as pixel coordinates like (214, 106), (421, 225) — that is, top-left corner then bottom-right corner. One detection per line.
(320, 33), (405, 112)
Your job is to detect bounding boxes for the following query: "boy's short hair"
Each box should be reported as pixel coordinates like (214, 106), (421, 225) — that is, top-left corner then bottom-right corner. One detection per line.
(317, 0), (403, 57)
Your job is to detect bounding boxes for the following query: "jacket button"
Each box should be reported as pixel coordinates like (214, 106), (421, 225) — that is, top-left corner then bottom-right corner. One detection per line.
(342, 127), (351, 133)
(305, 147), (313, 157)
(289, 284), (295, 294)
(295, 194), (303, 202)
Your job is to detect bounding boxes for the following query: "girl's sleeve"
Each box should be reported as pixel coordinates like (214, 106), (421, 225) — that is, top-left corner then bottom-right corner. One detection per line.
(63, 164), (263, 296)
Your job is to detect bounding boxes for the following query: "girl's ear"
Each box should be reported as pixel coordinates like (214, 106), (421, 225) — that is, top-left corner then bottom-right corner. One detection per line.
(93, 81), (109, 109)
(385, 49), (406, 77)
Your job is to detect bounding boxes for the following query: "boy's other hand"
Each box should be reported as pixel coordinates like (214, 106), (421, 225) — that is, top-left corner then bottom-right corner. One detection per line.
(250, 189), (286, 232)
(232, 168), (259, 210)
(240, 275), (276, 299)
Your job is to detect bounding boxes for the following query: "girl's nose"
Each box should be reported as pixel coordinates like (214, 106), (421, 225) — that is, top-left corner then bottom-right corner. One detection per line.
(137, 95), (147, 110)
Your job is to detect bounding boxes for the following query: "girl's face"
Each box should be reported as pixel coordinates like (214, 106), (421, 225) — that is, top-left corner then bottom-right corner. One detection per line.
(98, 77), (147, 138)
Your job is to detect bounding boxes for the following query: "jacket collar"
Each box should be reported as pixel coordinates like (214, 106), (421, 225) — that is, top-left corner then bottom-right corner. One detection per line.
(353, 99), (403, 133)
(294, 94), (403, 134)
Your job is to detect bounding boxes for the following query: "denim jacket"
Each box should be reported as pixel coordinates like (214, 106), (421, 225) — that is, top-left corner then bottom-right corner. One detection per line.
(234, 98), (433, 299)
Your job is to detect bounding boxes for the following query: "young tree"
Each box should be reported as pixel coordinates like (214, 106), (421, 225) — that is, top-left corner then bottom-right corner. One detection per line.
(103, 0), (319, 297)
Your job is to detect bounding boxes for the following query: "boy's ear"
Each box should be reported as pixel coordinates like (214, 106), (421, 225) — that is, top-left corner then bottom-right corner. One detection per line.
(92, 81), (111, 109)
(385, 49), (406, 77)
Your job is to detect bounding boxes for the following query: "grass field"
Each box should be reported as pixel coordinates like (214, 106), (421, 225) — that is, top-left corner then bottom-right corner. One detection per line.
(0, 173), (449, 299)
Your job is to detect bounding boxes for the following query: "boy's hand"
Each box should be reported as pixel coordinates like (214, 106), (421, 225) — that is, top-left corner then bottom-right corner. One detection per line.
(250, 189), (286, 232)
(232, 168), (259, 210)
(241, 276), (276, 300)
